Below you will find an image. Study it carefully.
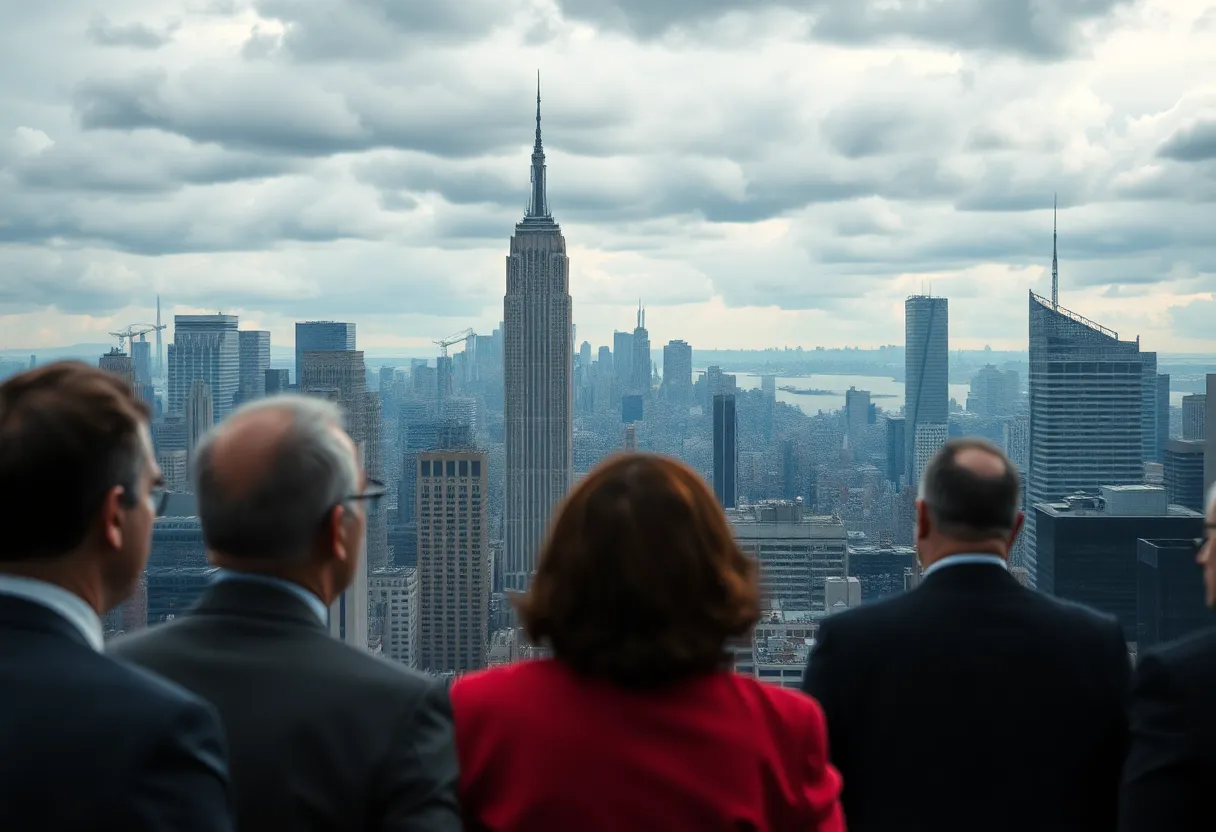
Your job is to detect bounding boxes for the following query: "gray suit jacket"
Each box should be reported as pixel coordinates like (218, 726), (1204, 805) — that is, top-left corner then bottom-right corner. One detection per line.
(110, 578), (460, 832)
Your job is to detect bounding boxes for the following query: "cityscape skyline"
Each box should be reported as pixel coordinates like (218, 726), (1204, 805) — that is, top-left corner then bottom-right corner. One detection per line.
(3, 0), (1216, 354)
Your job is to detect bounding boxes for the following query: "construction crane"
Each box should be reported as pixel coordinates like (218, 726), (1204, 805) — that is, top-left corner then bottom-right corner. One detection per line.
(434, 328), (476, 358)
(109, 323), (166, 352)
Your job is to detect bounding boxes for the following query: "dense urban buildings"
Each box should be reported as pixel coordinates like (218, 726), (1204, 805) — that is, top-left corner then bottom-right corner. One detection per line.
(237, 330), (270, 405)
(904, 295), (948, 482)
(728, 501), (847, 611)
(416, 450), (489, 672)
(502, 86), (573, 592)
(294, 321), (355, 388)
(1025, 292), (1148, 586)
(167, 314), (239, 421)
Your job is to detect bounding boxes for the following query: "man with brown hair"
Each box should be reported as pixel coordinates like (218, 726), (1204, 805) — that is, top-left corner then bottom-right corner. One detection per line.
(0, 362), (233, 831)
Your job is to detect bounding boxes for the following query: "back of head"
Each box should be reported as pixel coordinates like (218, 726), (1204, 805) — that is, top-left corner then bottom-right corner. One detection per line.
(0, 361), (149, 563)
(518, 453), (759, 690)
(193, 395), (359, 561)
(919, 438), (1020, 545)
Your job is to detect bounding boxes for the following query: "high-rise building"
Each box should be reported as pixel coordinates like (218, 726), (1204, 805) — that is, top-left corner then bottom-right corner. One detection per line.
(369, 567), (418, 668)
(1025, 290), (1147, 586)
(727, 501), (847, 611)
(713, 393), (738, 508)
(237, 330), (270, 405)
(1164, 439), (1205, 513)
(612, 330), (633, 392)
(884, 416), (906, 486)
(186, 380), (213, 463)
(631, 304), (651, 394)
(967, 365), (1020, 416)
(597, 345), (612, 376)
(1206, 374), (1216, 497)
(417, 450), (489, 672)
(264, 368), (290, 395)
(1033, 486), (1203, 641)
(662, 339), (693, 402)
(1155, 374), (1170, 464)
(295, 321), (355, 388)
(99, 349), (135, 392)
(904, 295), (948, 467)
(167, 315), (239, 422)
(1182, 394), (1206, 440)
(912, 423), (949, 488)
(845, 387), (871, 441)
(502, 83), (573, 592)
(131, 339), (152, 386)
(1138, 539), (1211, 648)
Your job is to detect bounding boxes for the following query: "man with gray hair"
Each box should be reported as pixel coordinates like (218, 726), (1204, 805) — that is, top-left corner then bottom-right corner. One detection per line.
(111, 395), (461, 832)
(1120, 482), (1216, 831)
(802, 438), (1130, 832)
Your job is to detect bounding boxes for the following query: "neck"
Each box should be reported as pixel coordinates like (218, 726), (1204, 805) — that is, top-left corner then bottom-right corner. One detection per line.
(209, 554), (338, 605)
(0, 556), (106, 615)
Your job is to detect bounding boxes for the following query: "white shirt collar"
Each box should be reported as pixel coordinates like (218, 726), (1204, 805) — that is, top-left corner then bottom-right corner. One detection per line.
(920, 553), (1009, 581)
(0, 575), (105, 651)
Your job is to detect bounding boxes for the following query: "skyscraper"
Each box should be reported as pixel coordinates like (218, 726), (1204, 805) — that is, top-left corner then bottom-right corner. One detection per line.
(1026, 292), (1146, 585)
(417, 450), (489, 672)
(662, 339), (692, 401)
(99, 349), (135, 392)
(186, 380), (213, 464)
(904, 296), (948, 468)
(167, 315), (239, 422)
(713, 393), (738, 508)
(295, 321), (355, 388)
(613, 330), (633, 392)
(237, 330), (270, 405)
(1182, 393), (1206, 440)
(502, 79), (573, 592)
(1205, 374), (1216, 497)
(631, 303), (651, 394)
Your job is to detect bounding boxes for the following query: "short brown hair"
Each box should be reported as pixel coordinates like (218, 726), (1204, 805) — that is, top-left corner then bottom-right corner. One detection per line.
(518, 453), (759, 689)
(0, 361), (150, 562)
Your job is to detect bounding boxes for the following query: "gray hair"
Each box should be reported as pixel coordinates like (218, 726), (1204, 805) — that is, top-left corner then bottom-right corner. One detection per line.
(194, 394), (360, 559)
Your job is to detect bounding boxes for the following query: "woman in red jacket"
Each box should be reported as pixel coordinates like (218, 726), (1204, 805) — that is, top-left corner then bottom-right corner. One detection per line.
(451, 453), (845, 832)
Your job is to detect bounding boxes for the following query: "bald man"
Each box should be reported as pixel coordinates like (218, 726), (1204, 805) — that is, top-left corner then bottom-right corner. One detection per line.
(1119, 484), (1216, 832)
(802, 438), (1130, 832)
(110, 396), (461, 832)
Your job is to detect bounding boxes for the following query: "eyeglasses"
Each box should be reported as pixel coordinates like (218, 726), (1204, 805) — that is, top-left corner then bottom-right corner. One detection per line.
(343, 478), (387, 511)
(150, 485), (170, 517)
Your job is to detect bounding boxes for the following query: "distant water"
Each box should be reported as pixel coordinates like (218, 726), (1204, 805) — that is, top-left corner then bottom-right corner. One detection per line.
(729, 373), (971, 418)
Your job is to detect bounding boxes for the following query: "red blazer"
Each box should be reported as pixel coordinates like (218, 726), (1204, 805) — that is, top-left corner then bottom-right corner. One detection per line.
(451, 659), (845, 832)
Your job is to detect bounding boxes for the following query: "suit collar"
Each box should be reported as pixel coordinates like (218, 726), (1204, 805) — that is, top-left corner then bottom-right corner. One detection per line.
(190, 577), (329, 630)
(918, 560), (1018, 591)
(0, 575), (104, 650)
(0, 593), (96, 650)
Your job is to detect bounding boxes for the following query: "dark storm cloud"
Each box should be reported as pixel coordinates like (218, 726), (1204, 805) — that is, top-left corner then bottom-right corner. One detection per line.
(251, 0), (520, 61)
(554, 0), (1133, 58)
(1157, 117), (1216, 162)
(86, 15), (176, 49)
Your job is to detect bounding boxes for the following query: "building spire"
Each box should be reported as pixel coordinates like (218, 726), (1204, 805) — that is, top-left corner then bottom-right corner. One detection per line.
(1051, 193), (1059, 309)
(525, 71), (549, 218)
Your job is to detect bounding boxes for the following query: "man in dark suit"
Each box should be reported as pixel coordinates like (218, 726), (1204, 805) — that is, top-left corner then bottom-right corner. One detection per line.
(111, 394), (461, 831)
(1119, 484), (1216, 831)
(803, 438), (1130, 832)
(0, 362), (232, 831)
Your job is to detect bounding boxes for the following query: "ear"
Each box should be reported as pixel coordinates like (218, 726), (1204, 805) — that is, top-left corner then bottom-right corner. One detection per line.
(101, 485), (126, 551)
(915, 498), (931, 542)
(1009, 510), (1025, 544)
(327, 503), (351, 565)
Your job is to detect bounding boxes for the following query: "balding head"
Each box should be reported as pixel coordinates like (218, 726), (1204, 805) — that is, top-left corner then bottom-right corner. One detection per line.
(194, 395), (360, 560)
(919, 438), (1021, 546)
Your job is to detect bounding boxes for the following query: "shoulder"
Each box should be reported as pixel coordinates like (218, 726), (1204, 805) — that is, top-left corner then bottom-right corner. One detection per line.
(94, 649), (221, 736)
(1025, 589), (1124, 638)
(108, 618), (190, 660)
(727, 672), (826, 723)
(451, 659), (553, 709)
(1141, 627), (1216, 681)
(815, 590), (918, 641)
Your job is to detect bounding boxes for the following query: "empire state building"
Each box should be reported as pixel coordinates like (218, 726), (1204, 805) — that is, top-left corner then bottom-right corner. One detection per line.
(503, 80), (573, 591)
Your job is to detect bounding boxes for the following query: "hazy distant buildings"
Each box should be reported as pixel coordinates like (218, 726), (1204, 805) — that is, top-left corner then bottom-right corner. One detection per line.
(904, 296), (948, 470)
(1182, 394), (1206, 440)
(713, 393), (738, 508)
(295, 321), (355, 388)
(502, 85), (573, 592)
(417, 450), (489, 672)
(1155, 374), (1170, 464)
(884, 416), (906, 486)
(264, 368), (290, 395)
(845, 387), (871, 442)
(612, 330), (633, 393)
(631, 304), (651, 394)
(1025, 292), (1147, 586)
(967, 365), (1020, 417)
(99, 349), (135, 392)
(237, 330), (270, 405)
(662, 339), (692, 401)
(186, 380), (213, 464)
(1206, 375), (1216, 497)
(168, 315), (239, 422)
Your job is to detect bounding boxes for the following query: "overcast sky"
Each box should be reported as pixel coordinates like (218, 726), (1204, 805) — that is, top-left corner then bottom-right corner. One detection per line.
(2, 0), (1215, 354)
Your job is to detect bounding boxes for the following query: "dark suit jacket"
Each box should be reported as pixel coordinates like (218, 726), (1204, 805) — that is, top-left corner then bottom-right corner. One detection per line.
(0, 594), (232, 832)
(1120, 626), (1216, 832)
(802, 562), (1131, 832)
(110, 578), (461, 832)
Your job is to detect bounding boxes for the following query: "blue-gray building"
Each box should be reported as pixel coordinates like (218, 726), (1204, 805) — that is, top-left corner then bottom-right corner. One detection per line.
(167, 315), (239, 423)
(713, 393), (738, 508)
(1138, 538), (1212, 648)
(904, 295), (948, 472)
(295, 321), (355, 387)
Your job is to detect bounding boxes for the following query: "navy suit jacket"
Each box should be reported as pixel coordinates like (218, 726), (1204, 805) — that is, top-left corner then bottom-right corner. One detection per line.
(0, 594), (234, 832)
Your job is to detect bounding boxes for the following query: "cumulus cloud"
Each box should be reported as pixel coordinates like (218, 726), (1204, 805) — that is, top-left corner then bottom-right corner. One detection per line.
(86, 15), (177, 49)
